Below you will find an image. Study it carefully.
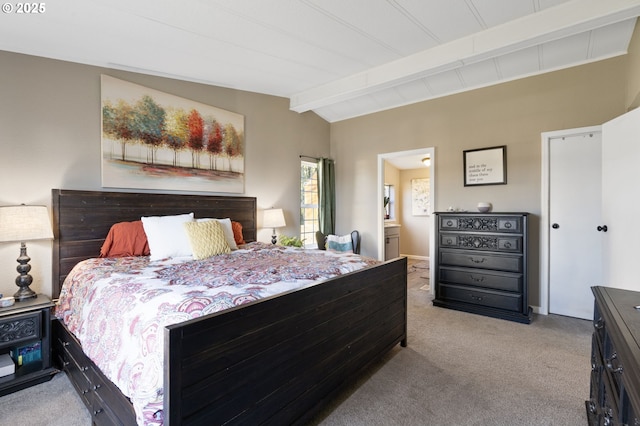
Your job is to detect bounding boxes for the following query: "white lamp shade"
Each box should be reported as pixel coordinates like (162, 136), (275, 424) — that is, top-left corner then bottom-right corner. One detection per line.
(263, 208), (286, 228)
(0, 205), (54, 242)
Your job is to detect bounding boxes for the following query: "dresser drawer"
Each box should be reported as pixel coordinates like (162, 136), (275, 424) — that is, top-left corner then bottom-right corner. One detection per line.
(439, 267), (522, 293)
(439, 249), (522, 272)
(603, 329), (623, 398)
(600, 364), (620, 426)
(0, 310), (42, 348)
(438, 283), (522, 312)
(64, 345), (93, 404)
(85, 366), (123, 426)
(440, 233), (522, 253)
(439, 215), (523, 233)
(91, 388), (124, 426)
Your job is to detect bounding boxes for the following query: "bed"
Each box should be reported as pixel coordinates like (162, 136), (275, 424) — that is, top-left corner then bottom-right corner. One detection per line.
(50, 188), (407, 425)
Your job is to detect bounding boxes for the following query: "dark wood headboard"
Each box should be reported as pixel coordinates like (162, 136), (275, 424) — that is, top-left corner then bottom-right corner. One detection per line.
(51, 189), (257, 299)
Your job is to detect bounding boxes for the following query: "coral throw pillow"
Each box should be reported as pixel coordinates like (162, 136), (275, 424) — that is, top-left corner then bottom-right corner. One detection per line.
(100, 220), (150, 258)
(231, 221), (246, 245)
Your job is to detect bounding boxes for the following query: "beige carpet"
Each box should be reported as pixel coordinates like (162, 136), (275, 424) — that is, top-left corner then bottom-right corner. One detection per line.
(0, 372), (91, 425)
(308, 258), (592, 425)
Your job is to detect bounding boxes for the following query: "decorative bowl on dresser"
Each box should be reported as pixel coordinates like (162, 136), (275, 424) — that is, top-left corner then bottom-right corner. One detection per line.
(433, 212), (532, 324)
(587, 286), (640, 426)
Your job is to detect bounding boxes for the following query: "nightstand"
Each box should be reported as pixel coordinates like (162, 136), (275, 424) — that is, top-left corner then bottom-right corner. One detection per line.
(0, 295), (56, 396)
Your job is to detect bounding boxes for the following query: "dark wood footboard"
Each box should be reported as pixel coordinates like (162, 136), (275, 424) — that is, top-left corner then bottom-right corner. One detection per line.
(165, 256), (407, 425)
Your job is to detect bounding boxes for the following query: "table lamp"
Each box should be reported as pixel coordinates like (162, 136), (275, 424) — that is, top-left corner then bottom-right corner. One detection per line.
(0, 205), (54, 301)
(263, 208), (286, 245)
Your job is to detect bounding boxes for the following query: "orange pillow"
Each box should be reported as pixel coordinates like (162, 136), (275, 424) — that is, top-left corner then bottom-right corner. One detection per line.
(231, 221), (246, 245)
(100, 220), (150, 258)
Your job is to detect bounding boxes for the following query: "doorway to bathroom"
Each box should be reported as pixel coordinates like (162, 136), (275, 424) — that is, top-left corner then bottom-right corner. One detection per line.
(378, 147), (435, 291)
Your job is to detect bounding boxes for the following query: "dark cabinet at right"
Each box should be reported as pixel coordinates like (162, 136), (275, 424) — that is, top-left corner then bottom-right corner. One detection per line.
(587, 286), (640, 426)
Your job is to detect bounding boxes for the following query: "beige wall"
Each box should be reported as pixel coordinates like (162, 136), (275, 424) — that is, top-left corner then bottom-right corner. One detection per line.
(399, 168), (430, 258)
(2, 22), (639, 306)
(331, 55), (630, 309)
(626, 21), (640, 111)
(0, 50), (330, 298)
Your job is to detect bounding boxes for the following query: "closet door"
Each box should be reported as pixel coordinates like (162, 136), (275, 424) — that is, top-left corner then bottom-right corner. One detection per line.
(549, 131), (602, 319)
(601, 107), (640, 291)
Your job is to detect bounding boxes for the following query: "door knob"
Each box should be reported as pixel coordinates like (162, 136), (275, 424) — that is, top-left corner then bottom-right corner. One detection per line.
(597, 225), (608, 232)
(552, 223), (559, 229)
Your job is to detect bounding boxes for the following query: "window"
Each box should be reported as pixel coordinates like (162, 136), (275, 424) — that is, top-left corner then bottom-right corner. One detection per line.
(384, 184), (394, 220)
(301, 161), (319, 247)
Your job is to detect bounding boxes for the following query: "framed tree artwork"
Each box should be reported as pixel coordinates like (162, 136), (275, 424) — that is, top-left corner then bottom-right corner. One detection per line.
(101, 75), (245, 193)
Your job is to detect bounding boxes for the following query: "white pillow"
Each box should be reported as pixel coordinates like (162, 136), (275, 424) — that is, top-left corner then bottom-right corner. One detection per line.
(141, 213), (194, 260)
(196, 218), (238, 250)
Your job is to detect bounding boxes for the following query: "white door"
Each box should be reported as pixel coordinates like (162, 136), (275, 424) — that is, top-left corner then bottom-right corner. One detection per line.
(549, 131), (603, 319)
(601, 107), (640, 291)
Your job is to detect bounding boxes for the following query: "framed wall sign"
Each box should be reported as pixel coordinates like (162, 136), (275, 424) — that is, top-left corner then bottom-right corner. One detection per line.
(463, 145), (507, 186)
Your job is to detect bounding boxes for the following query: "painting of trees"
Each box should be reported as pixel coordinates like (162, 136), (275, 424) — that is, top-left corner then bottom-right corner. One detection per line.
(134, 95), (165, 164)
(224, 123), (243, 171)
(101, 75), (245, 193)
(164, 109), (189, 166)
(187, 109), (204, 168)
(102, 99), (136, 161)
(207, 121), (223, 170)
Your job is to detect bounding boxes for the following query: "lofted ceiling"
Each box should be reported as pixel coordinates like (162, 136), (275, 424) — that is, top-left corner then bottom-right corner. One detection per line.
(1, 0), (639, 122)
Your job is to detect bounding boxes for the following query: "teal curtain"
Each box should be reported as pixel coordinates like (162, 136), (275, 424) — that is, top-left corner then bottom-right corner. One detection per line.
(318, 158), (335, 235)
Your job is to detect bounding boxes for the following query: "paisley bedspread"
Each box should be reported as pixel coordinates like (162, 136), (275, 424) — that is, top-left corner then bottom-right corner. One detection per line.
(55, 242), (378, 425)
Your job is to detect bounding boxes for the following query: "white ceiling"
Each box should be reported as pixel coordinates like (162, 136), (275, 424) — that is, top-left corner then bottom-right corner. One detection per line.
(1, 0), (639, 122)
(385, 154), (431, 171)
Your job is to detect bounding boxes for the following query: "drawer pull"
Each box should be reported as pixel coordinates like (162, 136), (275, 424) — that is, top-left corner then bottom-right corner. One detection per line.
(81, 366), (89, 372)
(446, 220), (454, 227)
(470, 294), (483, 301)
(606, 362), (623, 374)
(469, 275), (485, 283)
(62, 341), (70, 347)
(446, 238), (454, 244)
(594, 318), (604, 329)
(603, 406), (614, 425)
(606, 352), (623, 374)
(504, 242), (512, 249)
(468, 257), (486, 264)
(504, 222), (513, 229)
(93, 384), (101, 391)
(93, 409), (103, 415)
(81, 389), (89, 395)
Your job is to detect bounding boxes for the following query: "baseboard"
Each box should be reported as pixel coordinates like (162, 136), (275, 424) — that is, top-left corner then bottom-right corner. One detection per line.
(403, 254), (429, 262)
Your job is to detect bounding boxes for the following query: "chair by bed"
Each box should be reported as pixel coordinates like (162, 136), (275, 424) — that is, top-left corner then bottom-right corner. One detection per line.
(51, 189), (407, 425)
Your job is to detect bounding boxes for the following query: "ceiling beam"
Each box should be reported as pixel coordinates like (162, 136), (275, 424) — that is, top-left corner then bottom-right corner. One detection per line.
(290, 0), (640, 113)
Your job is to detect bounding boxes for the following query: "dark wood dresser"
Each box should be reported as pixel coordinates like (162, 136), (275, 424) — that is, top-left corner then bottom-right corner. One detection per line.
(433, 212), (531, 324)
(588, 286), (640, 425)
